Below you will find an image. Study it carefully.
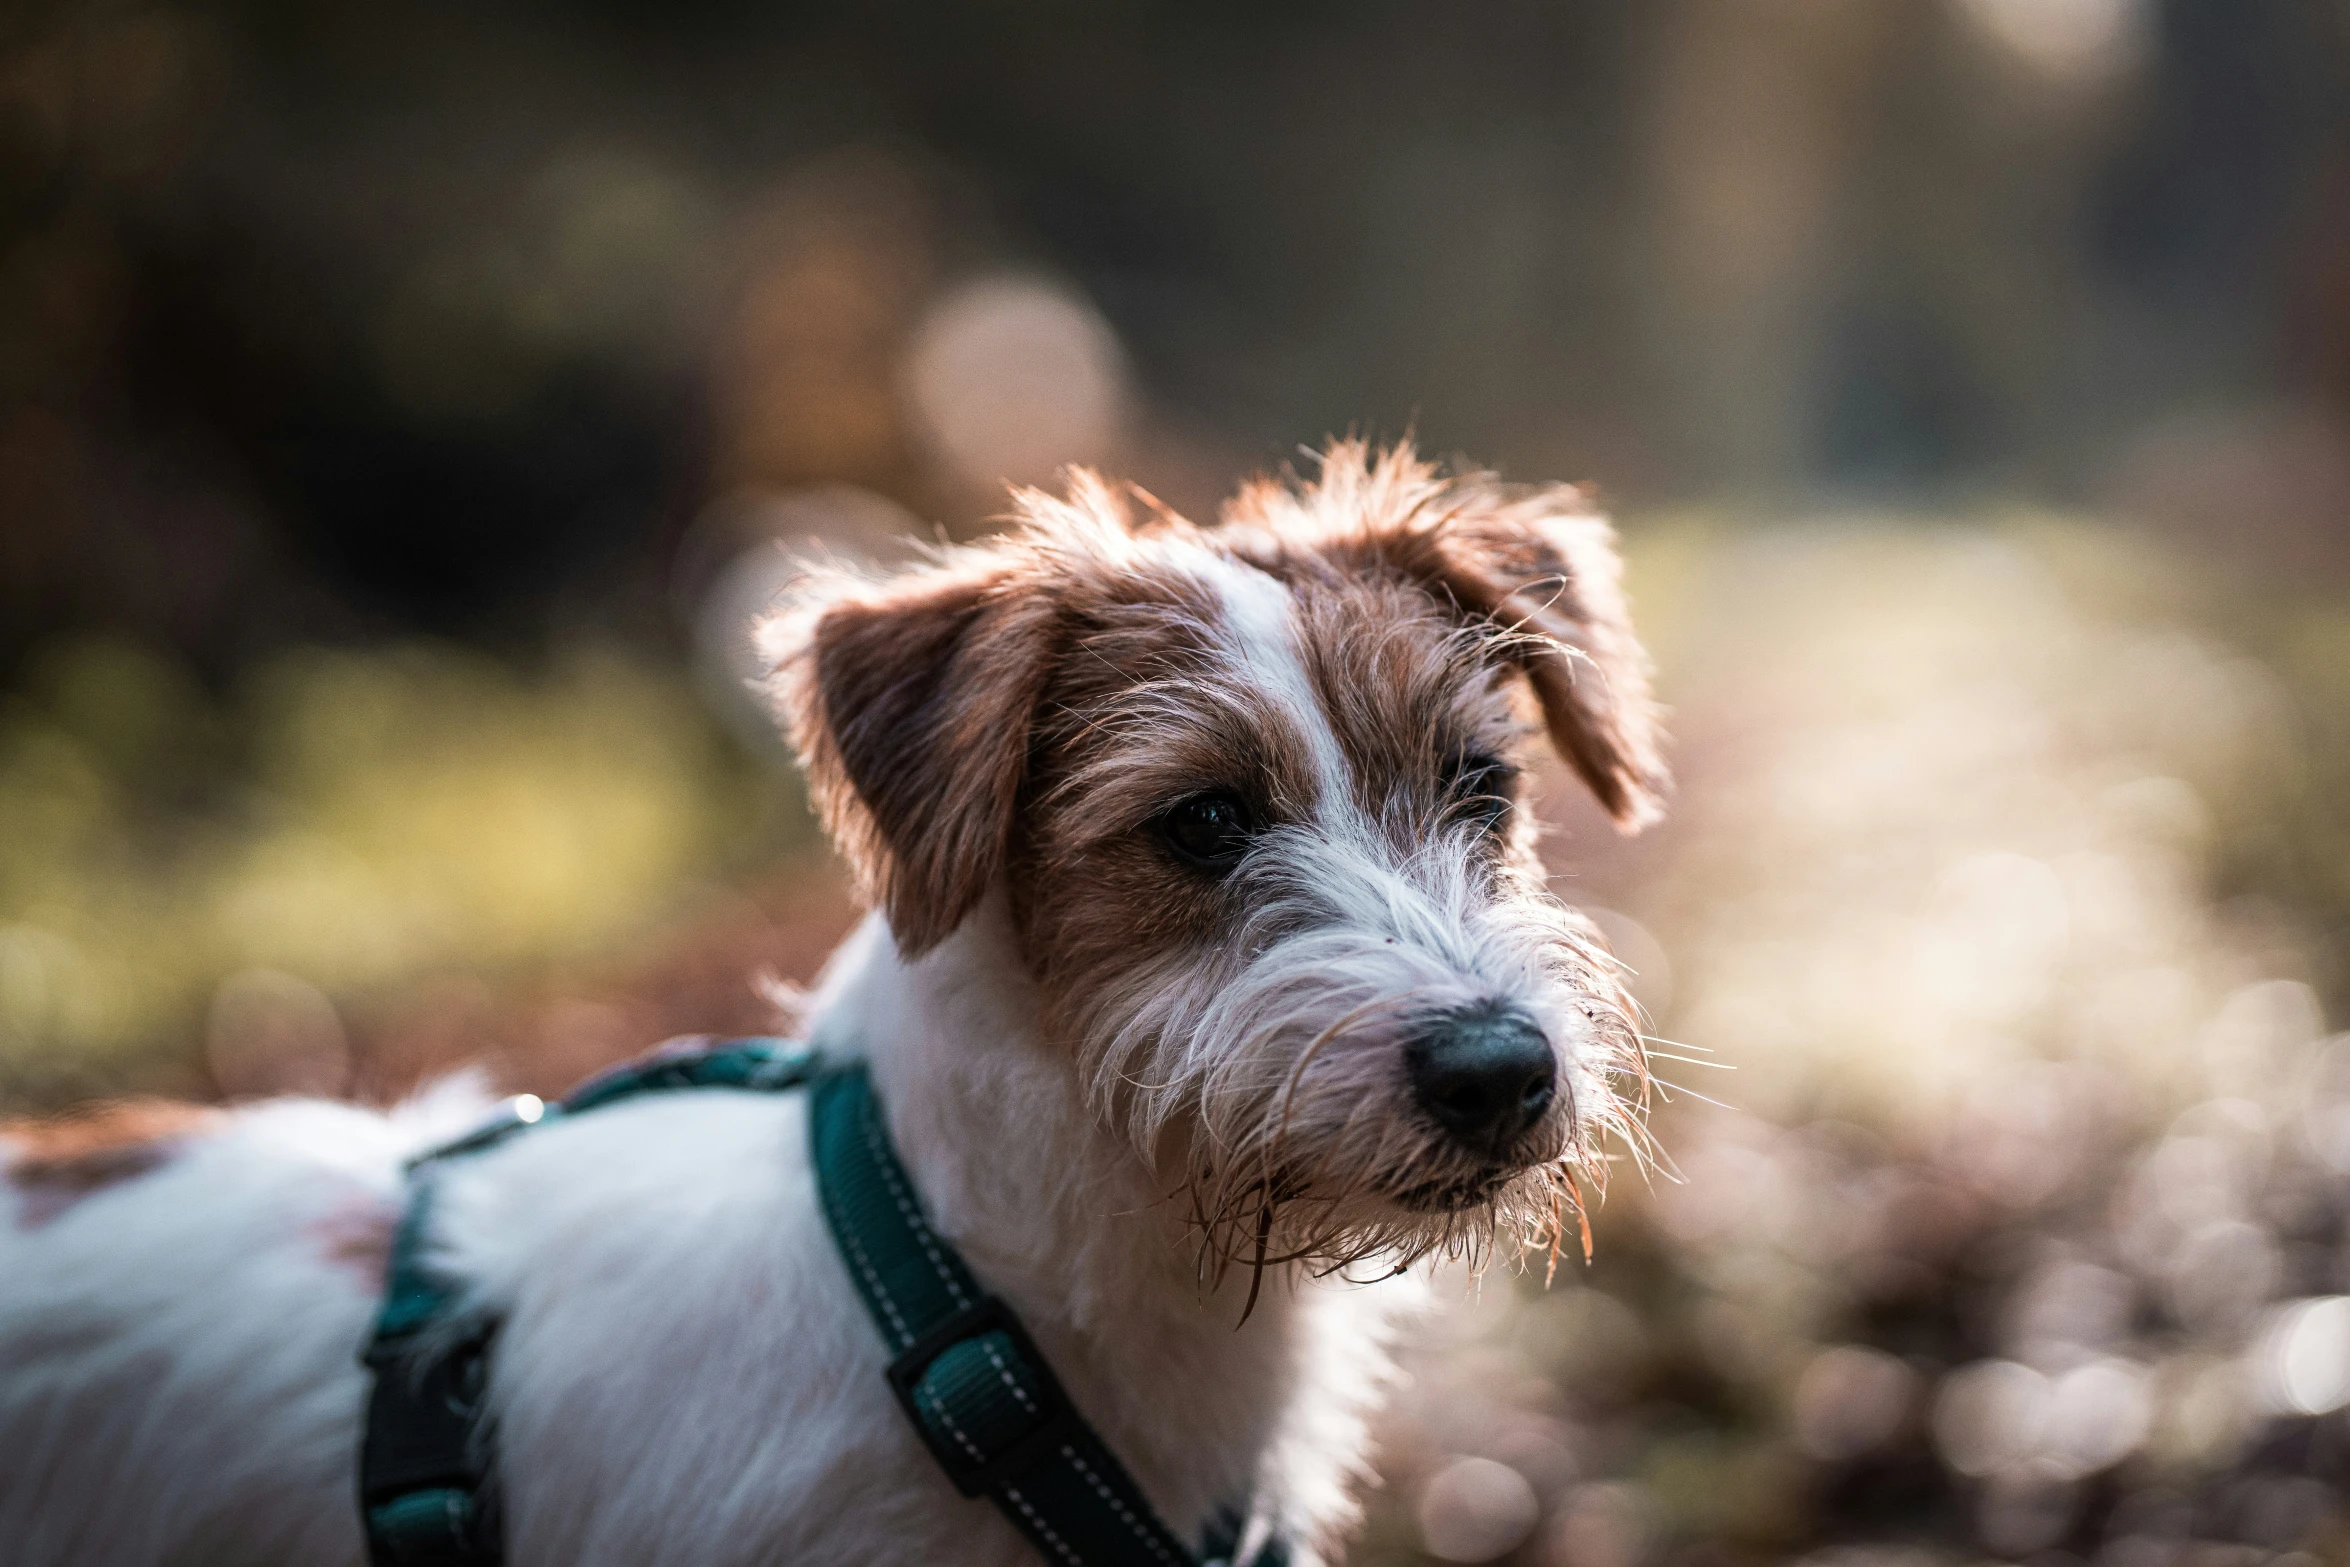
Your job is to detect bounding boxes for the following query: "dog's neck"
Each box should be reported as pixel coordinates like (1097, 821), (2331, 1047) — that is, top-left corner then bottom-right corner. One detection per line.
(806, 899), (1253, 1329)
(801, 899), (1396, 1545)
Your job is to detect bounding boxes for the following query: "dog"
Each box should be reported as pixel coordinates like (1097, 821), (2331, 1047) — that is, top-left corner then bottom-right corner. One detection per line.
(0, 439), (1666, 1566)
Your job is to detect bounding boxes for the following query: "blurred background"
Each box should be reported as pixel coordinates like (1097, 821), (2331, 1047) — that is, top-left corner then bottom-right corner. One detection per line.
(5, 0), (2350, 1562)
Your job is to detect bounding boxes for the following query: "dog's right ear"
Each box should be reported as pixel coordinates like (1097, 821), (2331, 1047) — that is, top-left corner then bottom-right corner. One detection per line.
(760, 553), (1060, 956)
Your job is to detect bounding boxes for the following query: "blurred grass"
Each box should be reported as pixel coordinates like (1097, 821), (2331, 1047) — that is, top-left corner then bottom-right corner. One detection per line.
(1360, 512), (2350, 1567)
(0, 639), (809, 1104)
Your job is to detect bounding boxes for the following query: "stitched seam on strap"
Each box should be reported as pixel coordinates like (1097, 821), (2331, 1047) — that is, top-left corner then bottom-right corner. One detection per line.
(821, 1126), (912, 1346)
(1003, 1485), (1086, 1566)
(1062, 1446), (1181, 1562)
(920, 1382), (989, 1466)
(861, 1096), (972, 1308)
(825, 1193), (910, 1344)
(981, 1339), (1039, 1413)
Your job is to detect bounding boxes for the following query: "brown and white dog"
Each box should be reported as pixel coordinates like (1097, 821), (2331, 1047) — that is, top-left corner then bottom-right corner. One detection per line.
(0, 441), (1666, 1566)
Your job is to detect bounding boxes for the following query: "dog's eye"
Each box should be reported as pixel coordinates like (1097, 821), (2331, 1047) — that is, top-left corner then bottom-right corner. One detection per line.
(1161, 792), (1256, 871)
(1445, 753), (1519, 832)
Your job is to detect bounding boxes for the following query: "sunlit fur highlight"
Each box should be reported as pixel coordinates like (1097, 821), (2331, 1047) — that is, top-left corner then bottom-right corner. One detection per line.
(767, 440), (1670, 1296)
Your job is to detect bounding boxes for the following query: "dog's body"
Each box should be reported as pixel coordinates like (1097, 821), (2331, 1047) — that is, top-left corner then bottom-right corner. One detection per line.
(3, 911), (1409, 1565)
(1, 444), (1666, 1567)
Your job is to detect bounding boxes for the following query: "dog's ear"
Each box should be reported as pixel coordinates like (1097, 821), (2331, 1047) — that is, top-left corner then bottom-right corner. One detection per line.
(1419, 485), (1668, 831)
(761, 555), (1060, 955)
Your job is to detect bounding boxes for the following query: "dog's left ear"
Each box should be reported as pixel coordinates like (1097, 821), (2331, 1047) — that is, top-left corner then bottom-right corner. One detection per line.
(1419, 487), (1669, 830)
(760, 554), (1060, 955)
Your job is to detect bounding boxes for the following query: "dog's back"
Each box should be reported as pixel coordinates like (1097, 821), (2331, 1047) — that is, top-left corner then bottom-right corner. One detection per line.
(0, 1092), (478, 1566)
(0, 1072), (1052, 1567)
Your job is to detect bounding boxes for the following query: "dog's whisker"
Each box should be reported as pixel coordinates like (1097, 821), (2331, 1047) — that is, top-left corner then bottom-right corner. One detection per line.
(1649, 1079), (1734, 1112)
(1643, 1051), (1731, 1070)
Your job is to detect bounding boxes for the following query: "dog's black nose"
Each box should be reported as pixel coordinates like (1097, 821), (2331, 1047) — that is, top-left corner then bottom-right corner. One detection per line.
(1407, 1010), (1556, 1152)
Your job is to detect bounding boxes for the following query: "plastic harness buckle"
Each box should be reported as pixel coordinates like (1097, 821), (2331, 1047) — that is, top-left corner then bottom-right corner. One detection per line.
(884, 1295), (1081, 1497)
(359, 1321), (500, 1566)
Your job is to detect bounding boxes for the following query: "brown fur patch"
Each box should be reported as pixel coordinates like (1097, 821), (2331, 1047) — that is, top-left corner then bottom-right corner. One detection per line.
(1285, 573), (1533, 848)
(3, 1099), (220, 1229)
(311, 1191), (400, 1288)
(1014, 559), (1297, 1016)
(1220, 440), (1669, 828)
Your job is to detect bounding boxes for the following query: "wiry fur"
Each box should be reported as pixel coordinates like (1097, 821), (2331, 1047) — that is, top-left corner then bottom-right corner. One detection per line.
(0, 440), (1666, 1566)
(1089, 822), (1642, 1282)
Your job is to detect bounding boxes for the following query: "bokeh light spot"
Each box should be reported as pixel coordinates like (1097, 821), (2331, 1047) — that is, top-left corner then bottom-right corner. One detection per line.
(903, 275), (1127, 490)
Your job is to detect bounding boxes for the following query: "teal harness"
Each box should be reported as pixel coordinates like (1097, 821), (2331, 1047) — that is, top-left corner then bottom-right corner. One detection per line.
(357, 1037), (1284, 1567)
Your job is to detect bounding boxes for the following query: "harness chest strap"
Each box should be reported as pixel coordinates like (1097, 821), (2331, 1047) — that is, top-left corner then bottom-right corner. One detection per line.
(358, 1037), (828, 1567)
(357, 1039), (1283, 1567)
(808, 1066), (1284, 1567)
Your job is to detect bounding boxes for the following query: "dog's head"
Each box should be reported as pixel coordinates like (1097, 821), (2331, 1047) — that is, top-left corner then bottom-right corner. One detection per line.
(761, 441), (1666, 1274)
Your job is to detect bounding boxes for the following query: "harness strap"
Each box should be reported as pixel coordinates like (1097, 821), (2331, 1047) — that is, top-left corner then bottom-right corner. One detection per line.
(810, 1065), (1282, 1567)
(357, 1036), (818, 1567)
(357, 1038), (1284, 1567)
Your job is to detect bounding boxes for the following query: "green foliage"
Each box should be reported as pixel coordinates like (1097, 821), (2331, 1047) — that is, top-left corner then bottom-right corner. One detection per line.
(0, 638), (805, 1103)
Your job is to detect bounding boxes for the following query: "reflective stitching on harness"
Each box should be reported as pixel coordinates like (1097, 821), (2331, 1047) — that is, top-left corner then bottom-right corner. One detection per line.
(1061, 1446), (1181, 1562)
(816, 1057), (1272, 1567)
(860, 1095), (971, 1309)
(982, 1338), (1039, 1413)
(822, 1176), (912, 1345)
(920, 1381), (989, 1466)
(1003, 1485), (1087, 1566)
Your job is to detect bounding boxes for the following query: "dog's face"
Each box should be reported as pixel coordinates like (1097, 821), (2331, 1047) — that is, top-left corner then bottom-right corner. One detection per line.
(764, 442), (1667, 1272)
